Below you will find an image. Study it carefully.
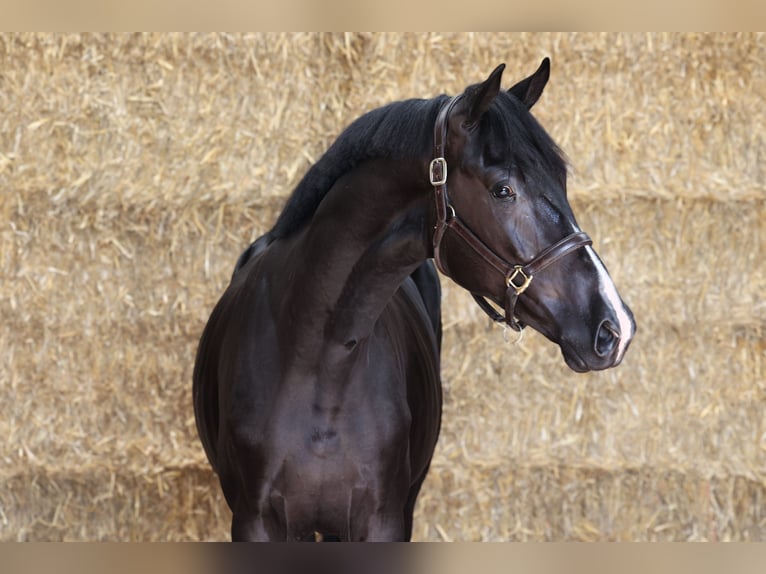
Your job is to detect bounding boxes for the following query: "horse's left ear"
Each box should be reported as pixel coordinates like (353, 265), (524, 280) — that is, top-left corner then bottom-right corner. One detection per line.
(508, 57), (550, 109)
(462, 63), (505, 126)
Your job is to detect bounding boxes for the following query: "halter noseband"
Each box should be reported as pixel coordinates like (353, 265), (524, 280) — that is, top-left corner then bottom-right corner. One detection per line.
(430, 95), (593, 331)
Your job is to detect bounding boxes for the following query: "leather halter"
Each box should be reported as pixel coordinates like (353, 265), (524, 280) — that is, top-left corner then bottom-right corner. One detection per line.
(429, 95), (593, 331)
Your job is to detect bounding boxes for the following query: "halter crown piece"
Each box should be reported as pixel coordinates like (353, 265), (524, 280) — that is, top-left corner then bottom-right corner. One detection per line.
(429, 95), (593, 331)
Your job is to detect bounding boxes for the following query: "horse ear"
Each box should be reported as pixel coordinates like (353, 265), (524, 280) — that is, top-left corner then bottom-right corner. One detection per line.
(508, 57), (550, 109)
(462, 63), (505, 125)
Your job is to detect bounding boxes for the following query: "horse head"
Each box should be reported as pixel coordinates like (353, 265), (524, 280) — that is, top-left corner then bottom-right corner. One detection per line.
(431, 60), (635, 372)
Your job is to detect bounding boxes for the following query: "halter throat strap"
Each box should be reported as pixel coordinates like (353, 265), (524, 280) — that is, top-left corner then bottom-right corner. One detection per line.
(429, 95), (593, 331)
(430, 95), (461, 256)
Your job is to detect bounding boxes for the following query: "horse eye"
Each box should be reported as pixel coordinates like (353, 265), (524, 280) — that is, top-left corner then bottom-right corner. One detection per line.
(492, 185), (516, 200)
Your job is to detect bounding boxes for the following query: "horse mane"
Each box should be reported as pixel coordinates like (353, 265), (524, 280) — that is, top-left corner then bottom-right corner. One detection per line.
(269, 95), (449, 240)
(268, 88), (567, 241)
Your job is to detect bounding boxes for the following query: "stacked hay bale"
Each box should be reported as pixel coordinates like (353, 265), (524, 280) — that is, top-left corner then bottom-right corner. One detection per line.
(0, 33), (763, 541)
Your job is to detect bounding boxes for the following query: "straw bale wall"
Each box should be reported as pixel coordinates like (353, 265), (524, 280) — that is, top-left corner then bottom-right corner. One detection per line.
(1, 32), (764, 540)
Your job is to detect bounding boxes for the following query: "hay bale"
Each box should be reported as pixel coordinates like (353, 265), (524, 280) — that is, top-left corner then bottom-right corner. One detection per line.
(0, 32), (764, 541)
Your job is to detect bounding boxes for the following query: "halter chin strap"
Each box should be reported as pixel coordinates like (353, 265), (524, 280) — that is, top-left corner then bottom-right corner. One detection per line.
(430, 95), (593, 331)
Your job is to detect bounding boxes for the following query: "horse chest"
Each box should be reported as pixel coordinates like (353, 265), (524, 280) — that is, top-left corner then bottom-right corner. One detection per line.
(238, 385), (408, 533)
(272, 375), (409, 463)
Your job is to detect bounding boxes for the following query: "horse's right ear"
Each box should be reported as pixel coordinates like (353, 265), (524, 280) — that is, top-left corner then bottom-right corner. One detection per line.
(508, 57), (550, 109)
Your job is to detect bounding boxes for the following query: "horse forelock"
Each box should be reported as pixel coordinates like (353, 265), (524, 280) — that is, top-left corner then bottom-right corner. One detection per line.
(481, 92), (568, 186)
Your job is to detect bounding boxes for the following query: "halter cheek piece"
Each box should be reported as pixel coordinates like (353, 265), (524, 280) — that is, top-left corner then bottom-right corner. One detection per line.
(430, 95), (593, 331)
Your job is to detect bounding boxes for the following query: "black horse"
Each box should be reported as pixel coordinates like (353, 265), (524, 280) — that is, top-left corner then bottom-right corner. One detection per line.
(193, 59), (636, 541)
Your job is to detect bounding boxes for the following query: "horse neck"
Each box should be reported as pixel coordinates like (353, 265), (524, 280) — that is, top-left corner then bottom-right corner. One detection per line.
(277, 157), (432, 360)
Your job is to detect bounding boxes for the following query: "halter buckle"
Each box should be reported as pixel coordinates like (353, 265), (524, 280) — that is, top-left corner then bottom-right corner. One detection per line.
(507, 265), (533, 295)
(429, 157), (447, 186)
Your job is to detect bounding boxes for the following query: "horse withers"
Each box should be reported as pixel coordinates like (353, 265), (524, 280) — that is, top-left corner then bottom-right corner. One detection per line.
(193, 59), (635, 541)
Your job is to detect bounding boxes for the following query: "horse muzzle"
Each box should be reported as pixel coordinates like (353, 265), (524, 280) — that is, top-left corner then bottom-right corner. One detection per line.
(560, 303), (636, 372)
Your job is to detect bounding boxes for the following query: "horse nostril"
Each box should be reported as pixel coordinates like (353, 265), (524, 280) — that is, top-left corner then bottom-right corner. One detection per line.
(595, 320), (620, 358)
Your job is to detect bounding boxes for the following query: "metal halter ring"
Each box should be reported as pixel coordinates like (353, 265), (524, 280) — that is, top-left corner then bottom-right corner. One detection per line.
(506, 265), (533, 295)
